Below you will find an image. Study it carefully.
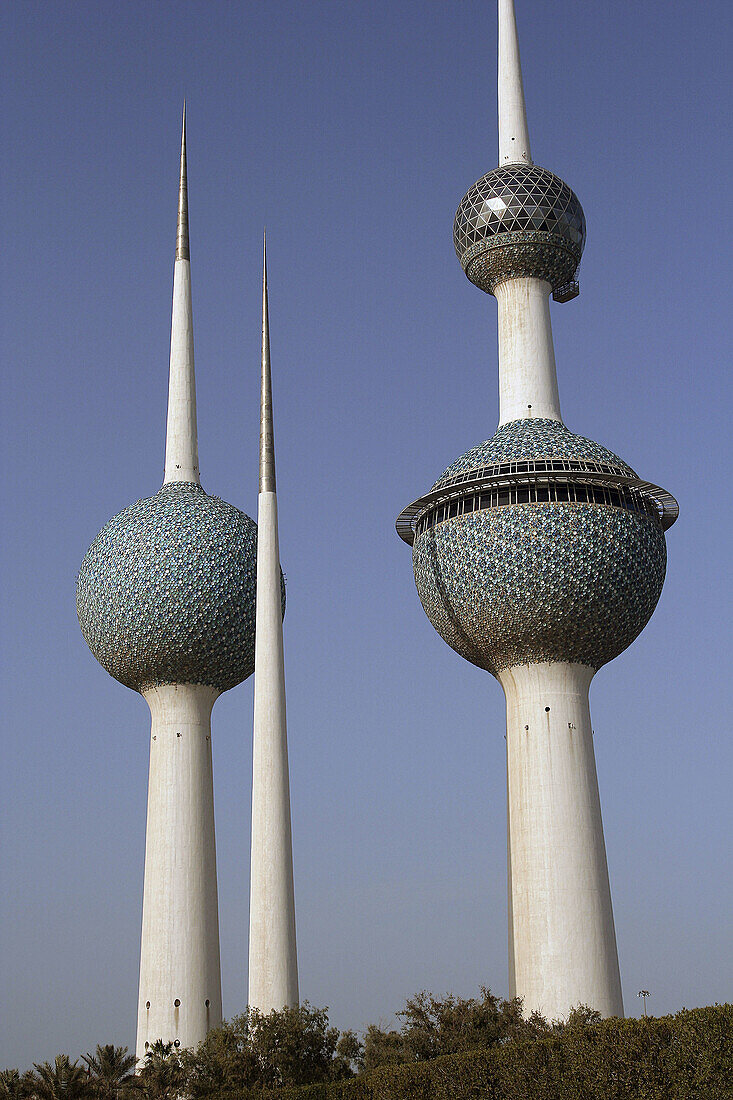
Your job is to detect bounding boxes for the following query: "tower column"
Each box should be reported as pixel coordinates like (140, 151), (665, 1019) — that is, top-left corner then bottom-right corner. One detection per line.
(496, 277), (561, 426)
(164, 105), (200, 487)
(136, 684), (223, 1060)
(499, 662), (623, 1019)
(248, 240), (298, 1012)
(248, 489), (298, 1011)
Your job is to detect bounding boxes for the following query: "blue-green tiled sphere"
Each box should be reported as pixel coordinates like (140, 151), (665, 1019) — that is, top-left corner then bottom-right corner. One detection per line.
(413, 420), (667, 675)
(77, 482), (281, 693)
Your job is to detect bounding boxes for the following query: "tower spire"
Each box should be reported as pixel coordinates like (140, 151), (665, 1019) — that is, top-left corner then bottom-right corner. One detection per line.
(176, 102), (190, 260)
(498, 0), (532, 165)
(259, 233), (276, 493)
(164, 103), (200, 484)
(249, 238), (299, 1012)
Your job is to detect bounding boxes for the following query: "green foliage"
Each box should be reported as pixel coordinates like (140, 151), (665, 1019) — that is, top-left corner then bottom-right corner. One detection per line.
(363, 987), (547, 1070)
(264, 1005), (733, 1100)
(180, 1002), (361, 1098)
(4, 1001), (731, 1100)
(0, 1069), (30, 1100)
(137, 1041), (185, 1099)
(82, 1045), (137, 1098)
(27, 1056), (92, 1100)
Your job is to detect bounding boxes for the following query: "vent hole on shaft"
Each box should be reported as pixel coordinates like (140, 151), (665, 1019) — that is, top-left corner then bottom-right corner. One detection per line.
(545, 707), (550, 712)
(146, 1001), (150, 1009)
(205, 999), (210, 1008)
(174, 999), (180, 1007)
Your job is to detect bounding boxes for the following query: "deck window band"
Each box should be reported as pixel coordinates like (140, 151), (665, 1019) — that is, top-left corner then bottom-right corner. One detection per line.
(415, 479), (658, 536)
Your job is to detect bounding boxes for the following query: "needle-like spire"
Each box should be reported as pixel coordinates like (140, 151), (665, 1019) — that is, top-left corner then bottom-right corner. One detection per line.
(259, 232), (276, 493)
(163, 105), (200, 484)
(176, 102), (190, 260)
(498, 0), (532, 165)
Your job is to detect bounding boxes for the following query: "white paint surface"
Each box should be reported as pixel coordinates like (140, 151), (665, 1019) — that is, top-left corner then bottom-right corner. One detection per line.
(248, 490), (298, 1011)
(136, 684), (222, 1061)
(498, 0), (532, 165)
(163, 259), (200, 485)
(496, 277), (562, 426)
(499, 662), (623, 1020)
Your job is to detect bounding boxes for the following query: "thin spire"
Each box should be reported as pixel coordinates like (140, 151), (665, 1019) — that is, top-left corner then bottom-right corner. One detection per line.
(163, 106), (199, 484)
(498, 0), (532, 165)
(250, 231), (299, 1011)
(259, 232), (276, 493)
(176, 102), (190, 260)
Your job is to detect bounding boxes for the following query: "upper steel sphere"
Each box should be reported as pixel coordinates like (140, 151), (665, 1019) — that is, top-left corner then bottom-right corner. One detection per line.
(453, 164), (585, 295)
(77, 481), (281, 694)
(412, 420), (666, 676)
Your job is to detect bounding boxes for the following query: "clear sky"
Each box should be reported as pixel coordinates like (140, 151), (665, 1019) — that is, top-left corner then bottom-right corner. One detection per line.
(1, 0), (731, 1071)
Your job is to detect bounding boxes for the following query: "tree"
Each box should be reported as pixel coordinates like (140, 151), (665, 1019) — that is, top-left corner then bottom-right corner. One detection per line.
(137, 1042), (183, 1100)
(0, 1069), (32, 1100)
(28, 1056), (91, 1100)
(82, 1046), (137, 1099)
(363, 986), (551, 1069)
(182, 1003), (362, 1097)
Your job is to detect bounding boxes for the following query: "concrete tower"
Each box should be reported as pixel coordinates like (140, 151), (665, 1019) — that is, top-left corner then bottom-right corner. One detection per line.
(248, 239), (299, 1012)
(396, 0), (678, 1020)
(77, 111), (261, 1059)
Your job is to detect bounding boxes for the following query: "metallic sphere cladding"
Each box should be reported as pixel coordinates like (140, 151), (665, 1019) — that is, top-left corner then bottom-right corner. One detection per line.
(454, 164), (585, 295)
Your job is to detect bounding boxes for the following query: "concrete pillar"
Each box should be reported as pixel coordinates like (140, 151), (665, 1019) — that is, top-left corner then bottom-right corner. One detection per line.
(248, 491), (298, 1011)
(496, 277), (562, 426)
(163, 258), (200, 485)
(499, 662), (623, 1020)
(136, 683), (222, 1060)
(498, 0), (532, 165)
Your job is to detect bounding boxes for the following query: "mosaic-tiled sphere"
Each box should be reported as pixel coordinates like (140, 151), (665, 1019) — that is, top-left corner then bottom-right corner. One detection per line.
(453, 164), (585, 295)
(77, 482), (282, 693)
(412, 420), (666, 675)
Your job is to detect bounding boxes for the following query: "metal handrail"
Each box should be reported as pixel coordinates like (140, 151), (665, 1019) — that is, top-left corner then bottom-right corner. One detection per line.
(396, 469), (679, 545)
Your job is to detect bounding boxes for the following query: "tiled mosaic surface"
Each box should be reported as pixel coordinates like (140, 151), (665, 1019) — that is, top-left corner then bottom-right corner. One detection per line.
(77, 482), (283, 693)
(433, 419), (636, 489)
(453, 164), (585, 294)
(412, 502), (666, 675)
(411, 418), (666, 673)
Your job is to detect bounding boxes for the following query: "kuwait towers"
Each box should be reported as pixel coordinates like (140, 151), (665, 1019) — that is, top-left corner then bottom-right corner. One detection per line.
(397, 0), (678, 1019)
(77, 113), (295, 1057)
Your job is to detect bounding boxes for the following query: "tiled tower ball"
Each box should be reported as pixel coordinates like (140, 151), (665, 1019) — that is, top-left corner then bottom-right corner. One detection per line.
(77, 481), (283, 694)
(411, 419), (667, 677)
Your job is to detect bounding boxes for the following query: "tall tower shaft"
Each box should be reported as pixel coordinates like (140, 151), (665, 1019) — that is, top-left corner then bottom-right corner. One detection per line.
(135, 111), (221, 1057)
(248, 241), (299, 1012)
(77, 112), (260, 1059)
(397, 0), (677, 1020)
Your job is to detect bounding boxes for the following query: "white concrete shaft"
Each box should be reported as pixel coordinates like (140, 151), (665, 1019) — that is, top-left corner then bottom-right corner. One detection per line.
(496, 277), (562, 426)
(498, 0), (532, 165)
(249, 490), (298, 1011)
(164, 259), (200, 485)
(499, 662), (623, 1020)
(136, 684), (222, 1061)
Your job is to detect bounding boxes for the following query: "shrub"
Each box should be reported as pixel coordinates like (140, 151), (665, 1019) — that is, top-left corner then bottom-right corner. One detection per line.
(264, 1005), (733, 1100)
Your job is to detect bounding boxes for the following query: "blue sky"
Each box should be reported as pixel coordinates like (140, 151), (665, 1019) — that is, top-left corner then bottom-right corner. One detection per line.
(1, 0), (731, 1070)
